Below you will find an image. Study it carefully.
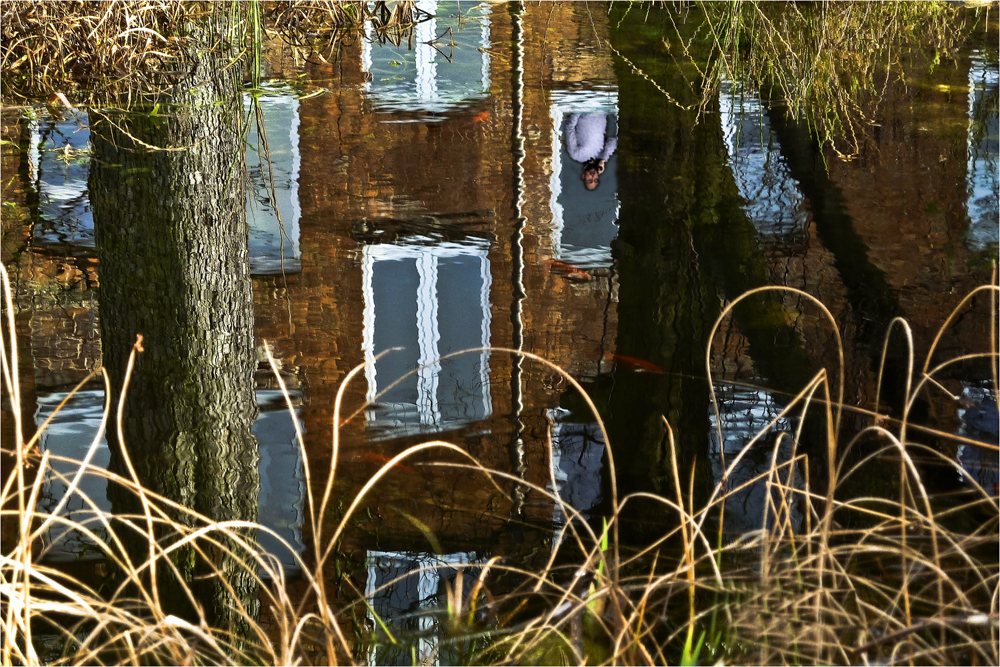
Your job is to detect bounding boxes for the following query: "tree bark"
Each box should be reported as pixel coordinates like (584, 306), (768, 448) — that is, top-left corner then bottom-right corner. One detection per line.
(90, 9), (260, 651)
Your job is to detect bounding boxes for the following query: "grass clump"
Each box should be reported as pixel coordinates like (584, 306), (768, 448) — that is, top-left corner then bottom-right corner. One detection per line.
(2, 255), (998, 664)
(0, 0), (424, 106)
(2, 1), (202, 105)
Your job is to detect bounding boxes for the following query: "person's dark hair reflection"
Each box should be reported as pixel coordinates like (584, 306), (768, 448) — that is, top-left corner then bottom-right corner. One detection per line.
(566, 113), (617, 191)
(581, 158), (605, 191)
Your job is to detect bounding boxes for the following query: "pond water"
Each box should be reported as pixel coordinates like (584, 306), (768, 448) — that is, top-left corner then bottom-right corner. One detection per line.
(2, 1), (998, 662)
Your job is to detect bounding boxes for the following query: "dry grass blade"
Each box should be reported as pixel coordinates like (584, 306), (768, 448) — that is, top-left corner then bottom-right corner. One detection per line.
(3, 230), (997, 667)
(1, 1), (426, 106)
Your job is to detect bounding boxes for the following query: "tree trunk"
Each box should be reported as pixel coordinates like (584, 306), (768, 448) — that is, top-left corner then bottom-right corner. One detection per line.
(90, 9), (260, 652)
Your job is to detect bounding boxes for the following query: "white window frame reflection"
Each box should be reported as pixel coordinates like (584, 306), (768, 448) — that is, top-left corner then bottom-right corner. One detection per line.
(27, 109), (95, 249)
(360, 0), (492, 115)
(548, 88), (621, 266)
(361, 242), (493, 432)
(364, 550), (480, 665)
(546, 408), (605, 528)
(965, 51), (999, 252)
(719, 79), (809, 244)
(245, 84), (302, 275)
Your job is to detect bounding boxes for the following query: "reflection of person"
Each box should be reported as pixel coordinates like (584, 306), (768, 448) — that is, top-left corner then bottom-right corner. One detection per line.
(566, 113), (617, 190)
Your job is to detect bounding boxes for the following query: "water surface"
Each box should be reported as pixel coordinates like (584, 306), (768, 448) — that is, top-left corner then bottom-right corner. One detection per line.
(2, 1), (997, 661)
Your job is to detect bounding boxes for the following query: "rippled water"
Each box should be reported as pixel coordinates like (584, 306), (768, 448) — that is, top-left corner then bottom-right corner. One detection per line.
(2, 1), (997, 661)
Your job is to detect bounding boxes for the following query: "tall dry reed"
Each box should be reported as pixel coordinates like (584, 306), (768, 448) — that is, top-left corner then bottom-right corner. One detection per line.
(2, 256), (997, 665)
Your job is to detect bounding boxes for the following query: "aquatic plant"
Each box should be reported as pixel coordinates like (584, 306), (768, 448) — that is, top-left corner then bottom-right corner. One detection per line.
(2, 255), (997, 664)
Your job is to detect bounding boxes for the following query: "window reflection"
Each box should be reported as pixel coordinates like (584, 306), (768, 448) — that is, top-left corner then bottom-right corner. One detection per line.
(253, 390), (307, 570)
(548, 88), (620, 269)
(28, 110), (93, 250)
(719, 80), (809, 246)
(33, 387), (109, 562)
(365, 550), (481, 666)
(547, 408), (605, 525)
(965, 51), (999, 253)
(709, 382), (804, 537)
(361, 241), (493, 439)
(957, 383), (999, 494)
(34, 385), (307, 571)
(246, 84), (302, 275)
(361, 0), (492, 117)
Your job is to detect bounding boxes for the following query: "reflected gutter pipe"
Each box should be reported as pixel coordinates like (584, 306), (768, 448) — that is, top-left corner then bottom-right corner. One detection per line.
(508, 1), (527, 518)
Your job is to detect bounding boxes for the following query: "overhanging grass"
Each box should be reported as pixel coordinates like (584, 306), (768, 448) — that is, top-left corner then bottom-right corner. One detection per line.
(623, 0), (991, 159)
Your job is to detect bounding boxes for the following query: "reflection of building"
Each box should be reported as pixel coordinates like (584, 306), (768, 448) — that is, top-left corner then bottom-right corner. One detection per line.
(21, 85), (311, 571)
(247, 7), (626, 644)
(824, 47), (996, 360)
(9, 5), (994, 659)
(8, 3), (626, 582)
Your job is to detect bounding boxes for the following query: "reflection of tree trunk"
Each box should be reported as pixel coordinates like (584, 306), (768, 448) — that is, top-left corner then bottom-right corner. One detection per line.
(609, 6), (828, 536)
(608, 9), (718, 536)
(89, 16), (260, 645)
(762, 101), (907, 406)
